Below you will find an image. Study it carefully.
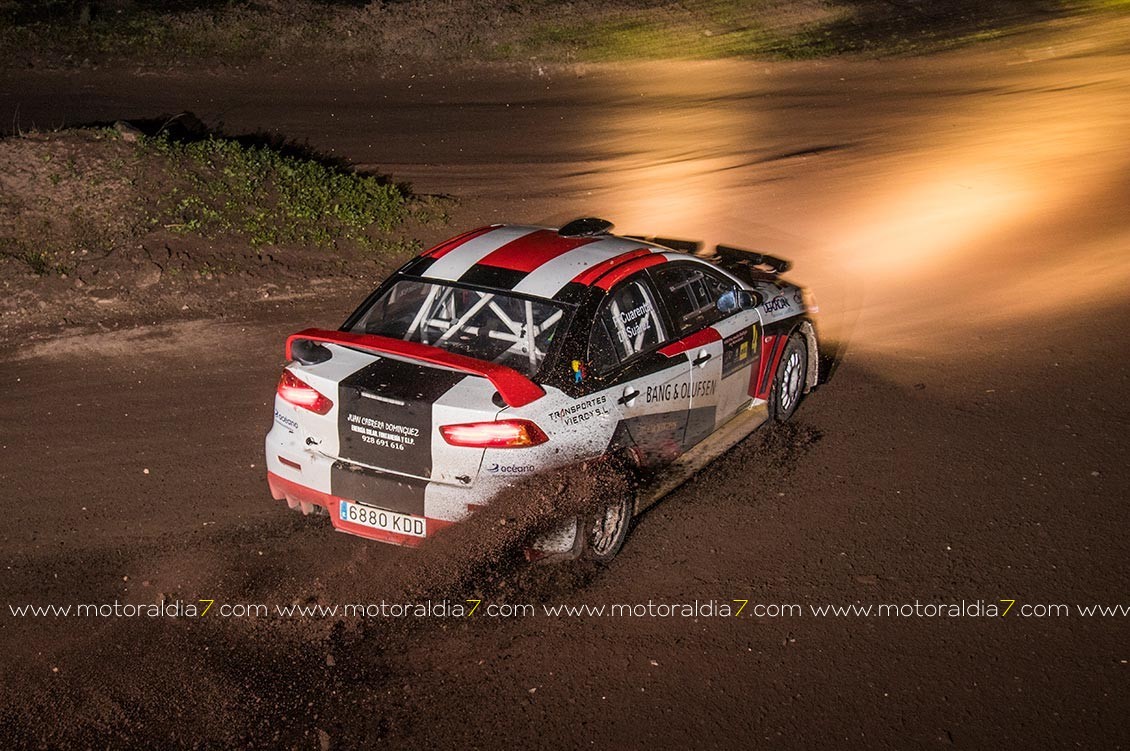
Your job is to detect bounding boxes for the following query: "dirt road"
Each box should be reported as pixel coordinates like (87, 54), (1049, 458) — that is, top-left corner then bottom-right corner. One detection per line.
(1, 17), (1129, 748)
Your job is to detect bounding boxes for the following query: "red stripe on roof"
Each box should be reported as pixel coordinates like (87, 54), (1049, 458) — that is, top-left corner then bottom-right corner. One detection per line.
(658, 327), (722, 357)
(571, 247), (652, 286)
(475, 229), (596, 273)
(594, 254), (667, 290)
(422, 225), (499, 259)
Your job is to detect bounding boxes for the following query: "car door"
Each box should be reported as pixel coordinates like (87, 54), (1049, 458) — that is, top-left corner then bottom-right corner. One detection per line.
(648, 262), (762, 446)
(585, 271), (693, 469)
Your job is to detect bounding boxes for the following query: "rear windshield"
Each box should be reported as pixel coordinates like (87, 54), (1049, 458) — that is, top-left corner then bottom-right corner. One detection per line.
(348, 278), (571, 378)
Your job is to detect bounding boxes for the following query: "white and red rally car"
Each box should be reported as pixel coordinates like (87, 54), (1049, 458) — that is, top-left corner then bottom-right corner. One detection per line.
(266, 218), (818, 560)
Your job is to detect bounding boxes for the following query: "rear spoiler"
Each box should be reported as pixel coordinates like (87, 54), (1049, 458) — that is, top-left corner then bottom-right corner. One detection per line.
(285, 328), (546, 408)
(623, 236), (791, 276)
(712, 245), (791, 275)
(623, 235), (703, 254)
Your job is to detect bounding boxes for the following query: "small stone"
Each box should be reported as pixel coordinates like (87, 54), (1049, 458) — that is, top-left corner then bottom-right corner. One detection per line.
(135, 264), (162, 289)
(856, 575), (879, 585)
(325, 654), (335, 667)
(114, 120), (143, 143)
(143, 468), (150, 475)
(649, 659), (659, 666)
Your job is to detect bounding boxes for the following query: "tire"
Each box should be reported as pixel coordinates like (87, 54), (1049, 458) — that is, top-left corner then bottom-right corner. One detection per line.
(581, 486), (634, 563)
(769, 333), (808, 422)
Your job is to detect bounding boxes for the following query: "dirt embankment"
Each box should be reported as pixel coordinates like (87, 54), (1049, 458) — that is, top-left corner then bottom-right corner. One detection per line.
(0, 123), (447, 343)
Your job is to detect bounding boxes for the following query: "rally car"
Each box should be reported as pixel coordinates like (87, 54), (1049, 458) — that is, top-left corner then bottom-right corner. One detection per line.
(265, 218), (818, 561)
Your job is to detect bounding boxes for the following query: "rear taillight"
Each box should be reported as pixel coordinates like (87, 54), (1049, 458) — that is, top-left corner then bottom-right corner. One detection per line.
(277, 370), (333, 415)
(439, 420), (548, 448)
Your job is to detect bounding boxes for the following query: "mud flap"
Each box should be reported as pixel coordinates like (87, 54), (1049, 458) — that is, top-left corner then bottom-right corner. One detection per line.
(525, 517), (582, 562)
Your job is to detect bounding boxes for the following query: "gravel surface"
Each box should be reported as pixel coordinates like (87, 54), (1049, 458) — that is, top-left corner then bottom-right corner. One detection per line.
(0, 17), (1128, 748)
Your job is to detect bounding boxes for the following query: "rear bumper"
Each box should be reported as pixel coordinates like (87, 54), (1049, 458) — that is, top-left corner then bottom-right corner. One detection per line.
(266, 470), (580, 556)
(265, 423), (580, 555)
(267, 471), (454, 548)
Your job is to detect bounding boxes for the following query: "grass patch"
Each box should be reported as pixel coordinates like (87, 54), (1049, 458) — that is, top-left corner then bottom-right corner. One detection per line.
(0, 126), (440, 296)
(1, 245), (61, 276)
(143, 134), (411, 250)
(504, 18), (776, 62)
(489, 1), (820, 62)
(487, 0), (1130, 62)
(3, 0), (1127, 68)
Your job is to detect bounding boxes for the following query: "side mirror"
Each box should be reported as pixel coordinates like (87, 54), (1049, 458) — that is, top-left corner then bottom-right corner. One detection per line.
(717, 289), (757, 314)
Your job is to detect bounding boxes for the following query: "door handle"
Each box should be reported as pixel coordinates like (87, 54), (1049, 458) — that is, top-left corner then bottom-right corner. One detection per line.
(693, 351), (713, 367)
(618, 388), (640, 405)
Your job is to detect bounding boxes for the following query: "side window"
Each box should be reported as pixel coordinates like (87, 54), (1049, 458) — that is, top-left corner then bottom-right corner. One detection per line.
(650, 264), (736, 336)
(587, 318), (620, 374)
(587, 275), (666, 372)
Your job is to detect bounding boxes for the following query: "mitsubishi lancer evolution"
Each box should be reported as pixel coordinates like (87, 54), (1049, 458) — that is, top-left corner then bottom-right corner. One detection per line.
(266, 218), (818, 561)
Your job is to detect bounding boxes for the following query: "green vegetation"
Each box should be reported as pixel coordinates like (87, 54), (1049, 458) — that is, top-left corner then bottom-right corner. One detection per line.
(492, 0), (819, 62)
(143, 134), (411, 250)
(498, 18), (775, 62)
(0, 127), (438, 281)
(3, 246), (58, 276)
(503, 0), (1130, 62)
(1, 0), (1127, 68)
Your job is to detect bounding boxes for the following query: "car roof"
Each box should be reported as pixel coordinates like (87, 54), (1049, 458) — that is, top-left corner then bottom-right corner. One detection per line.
(409, 224), (689, 300)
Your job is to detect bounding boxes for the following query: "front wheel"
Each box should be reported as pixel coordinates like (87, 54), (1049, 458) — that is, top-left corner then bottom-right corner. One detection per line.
(769, 333), (808, 422)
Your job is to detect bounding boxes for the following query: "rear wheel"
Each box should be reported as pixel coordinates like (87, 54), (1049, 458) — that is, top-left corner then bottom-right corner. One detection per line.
(769, 334), (808, 422)
(581, 487), (634, 562)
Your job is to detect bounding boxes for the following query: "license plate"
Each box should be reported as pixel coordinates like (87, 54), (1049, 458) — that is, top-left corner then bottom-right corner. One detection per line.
(339, 500), (426, 538)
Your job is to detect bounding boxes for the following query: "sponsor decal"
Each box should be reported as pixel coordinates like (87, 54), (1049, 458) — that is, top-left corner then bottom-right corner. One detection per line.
(619, 412), (686, 465)
(619, 301), (652, 326)
(645, 379), (716, 403)
(485, 462), (537, 475)
(792, 289), (803, 305)
(273, 409), (299, 431)
(346, 413), (420, 452)
(619, 317), (651, 343)
(762, 295), (792, 314)
(571, 359), (586, 384)
(721, 324), (760, 378)
(337, 357), (451, 478)
(547, 394), (610, 426)
(615, 301), (654, 344)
